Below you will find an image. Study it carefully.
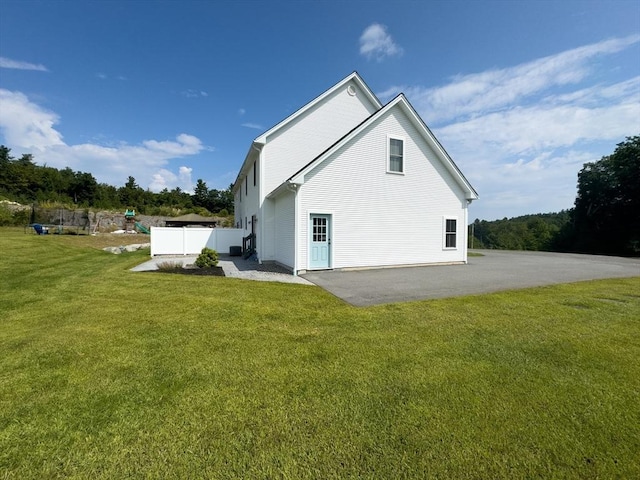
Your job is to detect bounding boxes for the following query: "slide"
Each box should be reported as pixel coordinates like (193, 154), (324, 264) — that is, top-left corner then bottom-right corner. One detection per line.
(135, 222), (150, 234)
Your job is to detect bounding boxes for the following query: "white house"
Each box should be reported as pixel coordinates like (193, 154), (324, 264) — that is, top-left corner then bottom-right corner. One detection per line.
(233, 72), (478, 275)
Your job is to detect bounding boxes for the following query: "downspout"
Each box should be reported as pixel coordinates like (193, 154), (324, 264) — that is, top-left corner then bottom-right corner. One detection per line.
(464, 199), (472, 264)
(252, 142), (264, 264)
(288, 181), (300, 276)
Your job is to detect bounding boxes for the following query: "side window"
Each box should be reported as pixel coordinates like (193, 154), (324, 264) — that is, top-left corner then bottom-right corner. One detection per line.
(444, 218), (457, 249)
(253, 160), (257, 187)
(388, 136), (404, 173)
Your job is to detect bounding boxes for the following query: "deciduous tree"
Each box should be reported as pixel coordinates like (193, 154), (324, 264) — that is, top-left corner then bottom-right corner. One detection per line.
(572, 135), (640, 255)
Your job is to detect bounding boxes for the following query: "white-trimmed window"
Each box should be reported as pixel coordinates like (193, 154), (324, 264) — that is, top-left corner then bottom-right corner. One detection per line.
(387, 136), (404, 174)
(444, 217), (457, 249)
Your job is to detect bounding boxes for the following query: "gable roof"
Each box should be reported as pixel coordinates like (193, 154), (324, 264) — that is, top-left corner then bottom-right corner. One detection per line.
(268, 94), (478, 201)
(232, 72), (381, 193)
(254, 72), (381, 144)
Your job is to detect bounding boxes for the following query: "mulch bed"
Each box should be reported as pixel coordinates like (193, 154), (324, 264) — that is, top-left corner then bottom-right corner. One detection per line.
(153, 266), (225, 276)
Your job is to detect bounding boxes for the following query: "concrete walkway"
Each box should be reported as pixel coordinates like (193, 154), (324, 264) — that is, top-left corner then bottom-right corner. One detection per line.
(131, 254), (312, 285)
(301, 250), (640, 306)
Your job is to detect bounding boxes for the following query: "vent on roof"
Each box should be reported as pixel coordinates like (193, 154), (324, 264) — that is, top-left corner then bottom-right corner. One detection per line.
(347, 85), (356, 96)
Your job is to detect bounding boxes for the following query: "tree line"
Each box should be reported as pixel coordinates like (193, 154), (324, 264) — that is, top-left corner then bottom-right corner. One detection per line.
(0, 145), (233, 216)
(471, 211), (571, 251)
(471, 136), (639, 256)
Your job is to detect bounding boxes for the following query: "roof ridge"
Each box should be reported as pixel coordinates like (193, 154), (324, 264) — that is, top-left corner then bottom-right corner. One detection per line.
(253, 72), (381, 143)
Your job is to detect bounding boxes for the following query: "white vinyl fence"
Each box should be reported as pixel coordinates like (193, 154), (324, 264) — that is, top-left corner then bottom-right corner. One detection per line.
(150, 227), (244, 256)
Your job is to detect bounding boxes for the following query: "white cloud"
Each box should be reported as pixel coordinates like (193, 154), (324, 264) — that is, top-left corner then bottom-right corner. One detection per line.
(466, 150), (595, 221)
(178, 166), (193, 190)
(0, 89), (64, 148)
(238, 108), (246, 116)
(384, 34), (640, 124)
(436, 87), (640, 156)
(96, 73), (127, 81)
(149, 169), (178, 191)
(359, 23), (403, 61)
(0, 88), (206, 192)
(149, 167), (193, 192)
(0, 56), (48, 71)
(181, 89), (208, 98)
(143, 134), (203, 156)
(389, 35), (640, 220)
(241, 122), (263, 130)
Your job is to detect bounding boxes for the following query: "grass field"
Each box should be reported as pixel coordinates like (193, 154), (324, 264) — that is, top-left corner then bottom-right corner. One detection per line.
(1, 228), (639, 479)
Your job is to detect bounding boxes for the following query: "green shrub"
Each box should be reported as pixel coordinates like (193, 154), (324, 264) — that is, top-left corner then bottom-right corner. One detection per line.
(218, 208), (229, 217)
(146, 206), (183, 217)
(0, 205), (12, 226)
(189, 206), (213, 217)
(194, 247), (218, 268)
(0, 204), (30, 226)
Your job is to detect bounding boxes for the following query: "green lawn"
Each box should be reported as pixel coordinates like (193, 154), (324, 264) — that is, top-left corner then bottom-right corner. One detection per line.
(1, 228), (639, 479)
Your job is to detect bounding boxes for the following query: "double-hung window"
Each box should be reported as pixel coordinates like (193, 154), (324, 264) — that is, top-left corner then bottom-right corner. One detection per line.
(444, 218), (457, 249)
(388, 137), (404, 174)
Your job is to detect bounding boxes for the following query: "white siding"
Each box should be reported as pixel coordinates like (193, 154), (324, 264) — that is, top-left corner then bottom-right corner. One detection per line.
(273, 191), (295, 269)
(297, 106), (468, 270)
(261, 198), (276, 261)
(262, 81), (378, 196)
(234, 159), (262, 253)
(234, 191), (242, 228)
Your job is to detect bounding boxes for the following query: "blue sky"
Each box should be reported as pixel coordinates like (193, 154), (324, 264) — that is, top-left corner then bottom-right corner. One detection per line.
(1, 0), (638, 221)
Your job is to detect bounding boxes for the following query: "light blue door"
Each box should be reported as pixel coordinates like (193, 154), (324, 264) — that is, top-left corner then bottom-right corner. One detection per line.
(309, 214), (331, 269)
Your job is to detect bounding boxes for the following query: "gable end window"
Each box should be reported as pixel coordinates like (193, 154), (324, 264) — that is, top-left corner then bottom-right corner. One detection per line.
(444, 218), (457, 249)
(388, 137), (404, 174)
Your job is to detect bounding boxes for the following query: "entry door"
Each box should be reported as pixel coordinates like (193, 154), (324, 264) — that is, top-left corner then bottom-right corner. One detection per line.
(309, 214), (331, 269)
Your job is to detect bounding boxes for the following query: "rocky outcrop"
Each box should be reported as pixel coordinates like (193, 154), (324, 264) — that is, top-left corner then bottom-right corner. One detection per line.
(103, 243), (151, 254)
(4, 202), (232, 231)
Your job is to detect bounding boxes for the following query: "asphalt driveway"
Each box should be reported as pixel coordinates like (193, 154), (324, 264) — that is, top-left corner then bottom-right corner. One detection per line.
(301, 250), (640, 306)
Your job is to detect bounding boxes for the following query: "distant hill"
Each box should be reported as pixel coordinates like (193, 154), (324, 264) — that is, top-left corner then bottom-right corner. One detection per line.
(470, 211), (571, 252)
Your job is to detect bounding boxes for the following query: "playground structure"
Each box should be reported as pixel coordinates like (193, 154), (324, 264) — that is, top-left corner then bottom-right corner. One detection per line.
(32, 224), (49, 235)
(26, 205), (90, 235)
(24, 204), (153, 235)
(124, 209), (150, 234)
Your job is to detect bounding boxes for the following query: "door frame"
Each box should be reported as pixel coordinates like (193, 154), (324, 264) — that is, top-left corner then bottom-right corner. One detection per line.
(308, 212), (332, 270)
